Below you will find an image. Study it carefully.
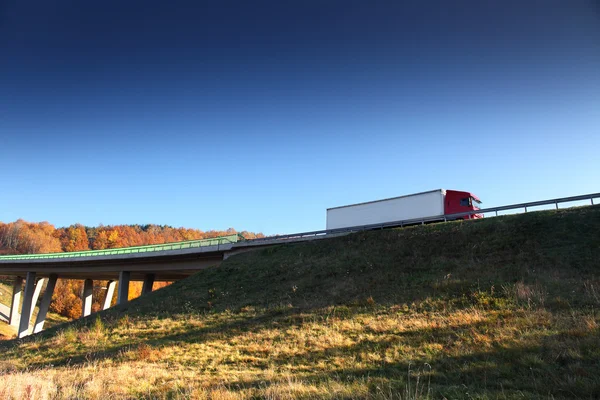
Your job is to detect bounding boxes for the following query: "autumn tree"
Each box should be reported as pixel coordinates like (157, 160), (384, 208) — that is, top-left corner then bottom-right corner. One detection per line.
(56, 224), (89, 252)
(0, 220), (61, 254)
(50, 280), (83, 319)
(93, 230), (109, 250)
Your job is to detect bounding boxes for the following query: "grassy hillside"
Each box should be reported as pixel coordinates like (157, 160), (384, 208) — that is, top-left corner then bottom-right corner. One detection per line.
(0, 207), (599, 399)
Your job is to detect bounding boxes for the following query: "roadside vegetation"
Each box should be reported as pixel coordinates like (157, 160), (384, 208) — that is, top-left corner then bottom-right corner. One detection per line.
(0, 207), (598, 399)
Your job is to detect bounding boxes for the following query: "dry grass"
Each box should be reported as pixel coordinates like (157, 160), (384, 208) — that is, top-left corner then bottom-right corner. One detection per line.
(0, 305), (598, 399)
(0, 321), (16, 339)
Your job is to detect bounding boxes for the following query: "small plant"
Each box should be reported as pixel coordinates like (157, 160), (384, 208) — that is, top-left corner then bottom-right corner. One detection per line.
(583, 280), (600, 305)
(366, 296), (376, 307)
(136, 343), (152, 361)
(117, 314), (132, 330)
(91, 316), (107, 337)
(502, 281), (547, 308)
(63, 327), (78, 343)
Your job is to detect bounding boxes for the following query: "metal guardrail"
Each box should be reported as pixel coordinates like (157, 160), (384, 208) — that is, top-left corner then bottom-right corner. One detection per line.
(243, 192), (600, 243)
(0, 234), (241, 261)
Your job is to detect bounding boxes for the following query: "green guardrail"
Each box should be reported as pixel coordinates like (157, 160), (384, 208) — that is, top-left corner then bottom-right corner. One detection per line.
(0, 234), (243, 261)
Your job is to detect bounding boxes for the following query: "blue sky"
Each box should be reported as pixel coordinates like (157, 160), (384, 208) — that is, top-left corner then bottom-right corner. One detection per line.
(1, 0), (599, 234)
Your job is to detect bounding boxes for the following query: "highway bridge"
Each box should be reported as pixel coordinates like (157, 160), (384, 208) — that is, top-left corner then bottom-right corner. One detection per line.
(0, 233), (343, 339)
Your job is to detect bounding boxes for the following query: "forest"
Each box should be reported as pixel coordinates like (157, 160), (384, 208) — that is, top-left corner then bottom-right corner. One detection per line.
(0, 219), (264, 319)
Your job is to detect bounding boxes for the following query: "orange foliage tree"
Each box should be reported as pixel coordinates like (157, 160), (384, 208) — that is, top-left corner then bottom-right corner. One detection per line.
(0, 220), (62, 254)
(50, 280), (83, 319)
(55, 224), (89, 252)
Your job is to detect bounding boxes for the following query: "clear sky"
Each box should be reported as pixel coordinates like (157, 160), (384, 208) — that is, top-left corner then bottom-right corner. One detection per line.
(1, 0), (599, 235)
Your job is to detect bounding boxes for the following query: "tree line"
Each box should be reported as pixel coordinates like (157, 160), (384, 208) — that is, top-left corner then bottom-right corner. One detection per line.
(0, 219), (265, 255)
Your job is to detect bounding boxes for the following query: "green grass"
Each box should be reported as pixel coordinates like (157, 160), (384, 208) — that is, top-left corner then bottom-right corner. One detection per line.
(0, 207), (599, 399)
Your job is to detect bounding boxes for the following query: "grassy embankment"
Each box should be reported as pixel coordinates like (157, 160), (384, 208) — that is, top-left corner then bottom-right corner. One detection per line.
(0, 207), (599, 399)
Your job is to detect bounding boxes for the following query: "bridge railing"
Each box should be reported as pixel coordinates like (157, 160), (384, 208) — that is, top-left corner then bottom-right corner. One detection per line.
(0, 234), (241, 261)
(242, 192), (600, 244)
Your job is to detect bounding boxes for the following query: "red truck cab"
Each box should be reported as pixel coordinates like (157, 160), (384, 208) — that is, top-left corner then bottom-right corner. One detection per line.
(445, 190), (483, 219)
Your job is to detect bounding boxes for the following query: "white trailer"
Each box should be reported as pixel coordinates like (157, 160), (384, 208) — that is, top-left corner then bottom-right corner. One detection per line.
(326, 189), (447, 230)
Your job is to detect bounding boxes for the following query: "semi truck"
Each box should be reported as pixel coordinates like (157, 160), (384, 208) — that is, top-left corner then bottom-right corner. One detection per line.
(326, 189), (482, 230)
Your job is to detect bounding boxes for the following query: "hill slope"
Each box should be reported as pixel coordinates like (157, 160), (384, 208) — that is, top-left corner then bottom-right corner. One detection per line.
(0, 207), (599, 399)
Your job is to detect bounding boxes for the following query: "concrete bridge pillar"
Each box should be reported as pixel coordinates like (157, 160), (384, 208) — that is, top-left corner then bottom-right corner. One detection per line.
(142, 273), (155, 294)
(18, 272), (36, 338)
(33, 274), (58, 334)
(117, 271), (130, 305)
(29, 278), (46, 323)
(103, 280), (116, 310)
(82, 279), (93, 317)
(9, 276), (23, 327)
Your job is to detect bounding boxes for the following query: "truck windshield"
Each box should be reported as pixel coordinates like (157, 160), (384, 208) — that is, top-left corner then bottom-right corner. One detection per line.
(471, 197), (482, 209)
